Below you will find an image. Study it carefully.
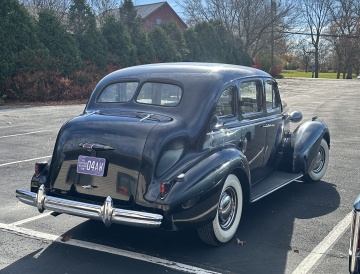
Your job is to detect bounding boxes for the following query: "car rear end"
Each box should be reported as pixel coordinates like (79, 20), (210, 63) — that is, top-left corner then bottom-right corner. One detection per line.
(16, 111), (165, 228)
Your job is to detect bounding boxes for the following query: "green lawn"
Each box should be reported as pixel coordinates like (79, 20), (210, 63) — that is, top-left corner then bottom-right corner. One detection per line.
(281, 70), (358, 79)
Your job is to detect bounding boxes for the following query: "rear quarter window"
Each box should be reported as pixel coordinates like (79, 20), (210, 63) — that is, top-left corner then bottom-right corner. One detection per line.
(98, 82), (138, 103)
(136, 82), (182, 106)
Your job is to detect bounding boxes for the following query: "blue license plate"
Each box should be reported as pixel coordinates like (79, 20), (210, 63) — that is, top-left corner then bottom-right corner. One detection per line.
(77, 155), (106, 177)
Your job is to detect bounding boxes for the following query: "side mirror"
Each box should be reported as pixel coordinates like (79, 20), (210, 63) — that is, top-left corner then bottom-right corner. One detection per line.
(289, 111), (303, 123)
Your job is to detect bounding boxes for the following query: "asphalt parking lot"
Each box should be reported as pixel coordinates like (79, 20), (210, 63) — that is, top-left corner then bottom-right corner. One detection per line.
(0, 78), (359, 273)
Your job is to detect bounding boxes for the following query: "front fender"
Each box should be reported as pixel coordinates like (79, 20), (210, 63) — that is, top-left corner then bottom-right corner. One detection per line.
(292, 120), (330, 173)
(155, 146), (249, 230)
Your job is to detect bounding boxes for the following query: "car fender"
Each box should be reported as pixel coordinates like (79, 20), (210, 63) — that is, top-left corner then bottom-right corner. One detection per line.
(292, 120), (330, 174)
(155, 146), (250, 230)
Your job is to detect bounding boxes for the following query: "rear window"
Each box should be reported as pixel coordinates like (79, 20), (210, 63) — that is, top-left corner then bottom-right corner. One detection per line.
(136, 82), (182, 106)
(98, 82), (138, 103)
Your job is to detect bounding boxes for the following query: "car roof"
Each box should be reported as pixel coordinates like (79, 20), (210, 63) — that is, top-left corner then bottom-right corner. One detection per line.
(102, 62), (271, 81)
(86, 63), (273, 120)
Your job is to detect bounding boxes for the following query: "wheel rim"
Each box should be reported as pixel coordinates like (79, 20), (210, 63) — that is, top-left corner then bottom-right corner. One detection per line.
(218, 187), (237, 230)
(312, 146), (325, 174)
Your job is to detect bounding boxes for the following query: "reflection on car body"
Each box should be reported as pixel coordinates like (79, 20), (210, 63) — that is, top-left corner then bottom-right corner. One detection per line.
(16, 63), (330, 246)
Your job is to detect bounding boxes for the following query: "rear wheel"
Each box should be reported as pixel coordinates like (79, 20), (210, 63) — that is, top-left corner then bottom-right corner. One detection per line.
(303, 138), (329, 182)
(197, 174), (243, 246)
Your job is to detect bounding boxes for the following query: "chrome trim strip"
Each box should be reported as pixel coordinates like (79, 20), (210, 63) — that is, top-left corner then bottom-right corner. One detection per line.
(16, 185), (163, 228)
(350, 209), (360, 273)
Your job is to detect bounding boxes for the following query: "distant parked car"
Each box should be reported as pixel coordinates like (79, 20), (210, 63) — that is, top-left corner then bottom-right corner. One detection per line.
(350, 195), (360, 273)
(16, 63), (330, 246)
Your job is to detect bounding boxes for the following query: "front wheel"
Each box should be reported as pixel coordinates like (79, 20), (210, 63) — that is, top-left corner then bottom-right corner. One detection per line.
(303, 138), (329, 183)
(197, 174), (243, 246)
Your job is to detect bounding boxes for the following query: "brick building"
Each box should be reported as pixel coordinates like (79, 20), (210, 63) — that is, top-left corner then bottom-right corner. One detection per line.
(135, 2), (187, 32)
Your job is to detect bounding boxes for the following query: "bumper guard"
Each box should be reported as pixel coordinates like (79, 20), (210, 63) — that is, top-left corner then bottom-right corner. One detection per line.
(16, 185), (163, 228)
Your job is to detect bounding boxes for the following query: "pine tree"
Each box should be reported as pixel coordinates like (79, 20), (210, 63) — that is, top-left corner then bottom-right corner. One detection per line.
(161, 21), (185, 61)
(119, 0), (154, 64)
(149, 27), (177, 62)
(102, 16), (134, 67)
(69, 0), (107, 67)
(0, 0), (43, 83)
(37, 9), (82, 75)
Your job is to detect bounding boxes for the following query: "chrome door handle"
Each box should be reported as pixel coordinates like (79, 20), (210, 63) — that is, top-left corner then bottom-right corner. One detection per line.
(261, 124), (275, 128)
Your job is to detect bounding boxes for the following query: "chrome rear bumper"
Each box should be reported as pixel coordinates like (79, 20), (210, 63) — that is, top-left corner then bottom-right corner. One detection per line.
(16, 185), (163, 228)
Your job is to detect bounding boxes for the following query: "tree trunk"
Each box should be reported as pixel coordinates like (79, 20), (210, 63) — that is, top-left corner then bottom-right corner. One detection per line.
(346, 66), (353, 79)
(314, 46), (319, 78)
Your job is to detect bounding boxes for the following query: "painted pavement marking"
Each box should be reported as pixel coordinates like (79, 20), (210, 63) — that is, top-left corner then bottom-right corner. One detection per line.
(292, 211), (352, 274)
(0, 222), (221, 274)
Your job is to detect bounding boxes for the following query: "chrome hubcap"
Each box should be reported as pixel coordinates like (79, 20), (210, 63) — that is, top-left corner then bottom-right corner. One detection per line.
(313, 146), (325, 173)
(218, 187), (237, 230)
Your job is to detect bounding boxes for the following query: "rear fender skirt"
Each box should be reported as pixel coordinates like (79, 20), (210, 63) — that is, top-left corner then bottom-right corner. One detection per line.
(155, 147), (249, 230)
(291, 120), (330, 174)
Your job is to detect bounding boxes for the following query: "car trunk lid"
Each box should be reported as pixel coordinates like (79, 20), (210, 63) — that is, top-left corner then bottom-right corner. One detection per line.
(49, 112), (165, 206)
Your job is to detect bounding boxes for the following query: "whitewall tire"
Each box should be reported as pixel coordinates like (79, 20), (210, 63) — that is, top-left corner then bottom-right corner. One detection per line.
(304, 138), (329, 182)
(197, 174), (243, 246)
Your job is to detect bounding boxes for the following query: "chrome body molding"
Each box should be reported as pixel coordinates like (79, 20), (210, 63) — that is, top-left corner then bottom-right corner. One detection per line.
(16, 185), (163, 228)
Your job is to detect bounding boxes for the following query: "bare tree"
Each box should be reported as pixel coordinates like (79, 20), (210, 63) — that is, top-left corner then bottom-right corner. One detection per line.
(179, 0), (298, 60)
(89, 0), (122, 26)
(89, 0), (121, 14)
(19, 0), (72, 20)
(300, 0), (331, 78)
(295, 38), (314, 72)
(328, 0), (360, 78)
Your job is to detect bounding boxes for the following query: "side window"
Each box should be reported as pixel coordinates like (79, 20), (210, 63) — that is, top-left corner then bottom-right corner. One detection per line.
(136, 82), (182, 106)
(265, 80), (280, 111)
(215, 86), (236, 117)
(239, 80), (263, 115)
(98, 82), (138, 103)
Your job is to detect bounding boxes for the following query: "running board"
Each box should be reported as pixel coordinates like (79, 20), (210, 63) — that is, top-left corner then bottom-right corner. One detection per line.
(250, 171), (303, 202)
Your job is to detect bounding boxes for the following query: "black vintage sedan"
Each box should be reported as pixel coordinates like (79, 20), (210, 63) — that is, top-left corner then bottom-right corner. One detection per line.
(16, 63), (330, 246)
(350, 195), (360, 273)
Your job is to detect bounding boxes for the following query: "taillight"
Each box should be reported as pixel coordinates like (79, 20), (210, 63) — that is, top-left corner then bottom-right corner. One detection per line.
(160, 181), (172, 199)
(35, 162), (48, 176)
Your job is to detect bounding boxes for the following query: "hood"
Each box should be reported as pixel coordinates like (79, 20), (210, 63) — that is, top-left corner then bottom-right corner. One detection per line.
(49, 112), (170, 206)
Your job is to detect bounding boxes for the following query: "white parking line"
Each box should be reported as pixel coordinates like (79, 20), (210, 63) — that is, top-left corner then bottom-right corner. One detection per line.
(10, 212), (53, 226)
(292, 211), (352, 274)
(0, 130), (50, 139)
(0, 222), (220, 274)
(0, 156), (51, 167)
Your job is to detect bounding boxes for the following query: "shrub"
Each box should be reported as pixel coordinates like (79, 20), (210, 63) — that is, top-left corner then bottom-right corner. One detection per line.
(270, 65), (283, 78)
(252, 58), (263, 70)
(4, 71), (71, 101)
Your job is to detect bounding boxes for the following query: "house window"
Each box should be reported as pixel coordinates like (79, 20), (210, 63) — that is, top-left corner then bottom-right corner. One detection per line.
(156, 18), (162, 25)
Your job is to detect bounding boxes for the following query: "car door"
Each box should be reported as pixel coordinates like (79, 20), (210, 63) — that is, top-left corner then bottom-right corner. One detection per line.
(238, 78), (267, 184)
(206, 85), (242, 149)
(263, 78), (284, 170)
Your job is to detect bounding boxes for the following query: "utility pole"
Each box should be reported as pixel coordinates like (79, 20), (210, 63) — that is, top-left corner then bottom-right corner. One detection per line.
(271, 0), (276, 68)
